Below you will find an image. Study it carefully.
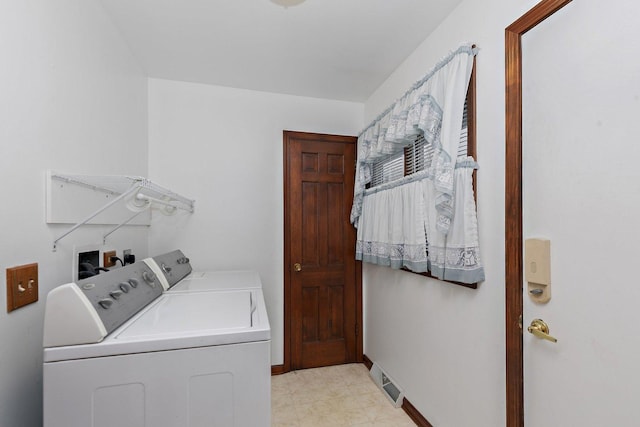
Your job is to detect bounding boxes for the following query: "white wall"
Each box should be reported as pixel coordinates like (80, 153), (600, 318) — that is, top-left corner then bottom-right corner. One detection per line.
(361, 1), (542, 426)
(147, 78), (363, 365)
(0, 1), (148, 426)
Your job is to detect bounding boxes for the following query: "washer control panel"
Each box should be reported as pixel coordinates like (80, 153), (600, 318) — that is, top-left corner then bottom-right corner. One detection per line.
(76, 261), (163, 335)
(43, 250), (193, 347)
(147, 249), (193, 289)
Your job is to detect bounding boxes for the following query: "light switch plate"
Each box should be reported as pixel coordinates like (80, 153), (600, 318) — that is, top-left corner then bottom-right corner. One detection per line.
(6, 263), (39, 312)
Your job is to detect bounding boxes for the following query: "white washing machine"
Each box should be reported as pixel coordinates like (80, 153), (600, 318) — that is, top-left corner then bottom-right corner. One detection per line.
(43, 250), (271, 427)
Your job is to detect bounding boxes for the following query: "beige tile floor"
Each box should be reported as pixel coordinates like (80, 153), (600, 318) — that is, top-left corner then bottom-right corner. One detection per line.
(271, 363), (416, 427)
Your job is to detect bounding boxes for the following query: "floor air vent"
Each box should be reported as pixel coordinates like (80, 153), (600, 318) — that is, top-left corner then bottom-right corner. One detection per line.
(369, 362), (404, 407)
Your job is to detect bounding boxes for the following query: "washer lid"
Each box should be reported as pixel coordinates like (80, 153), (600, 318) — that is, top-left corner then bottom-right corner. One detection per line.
(115, 291), (251, 339)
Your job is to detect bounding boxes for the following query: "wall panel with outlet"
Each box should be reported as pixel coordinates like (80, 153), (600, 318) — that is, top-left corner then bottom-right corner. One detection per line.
(73, 244), (121, 282)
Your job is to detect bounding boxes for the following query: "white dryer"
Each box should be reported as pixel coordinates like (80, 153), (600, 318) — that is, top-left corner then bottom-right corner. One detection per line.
(43, 250), (271, 427)
(145, 251), (263, 293)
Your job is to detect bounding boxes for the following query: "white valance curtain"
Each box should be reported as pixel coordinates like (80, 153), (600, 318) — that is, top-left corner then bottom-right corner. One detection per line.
(350, 44), (485, 284)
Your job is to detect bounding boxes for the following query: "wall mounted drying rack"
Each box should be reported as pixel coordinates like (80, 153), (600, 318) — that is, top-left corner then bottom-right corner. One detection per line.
(48, 172), (195, 251)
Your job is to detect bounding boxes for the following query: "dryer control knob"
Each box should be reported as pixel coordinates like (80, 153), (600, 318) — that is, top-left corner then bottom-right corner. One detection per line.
(128, 278), (139, 288)
(119, 282), (131, 293)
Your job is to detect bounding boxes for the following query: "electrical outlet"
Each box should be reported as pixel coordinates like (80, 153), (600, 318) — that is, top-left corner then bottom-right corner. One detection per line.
(123, 249), (134, 265)
(103, 250), (116, 268)
(6, 263), (38, 312)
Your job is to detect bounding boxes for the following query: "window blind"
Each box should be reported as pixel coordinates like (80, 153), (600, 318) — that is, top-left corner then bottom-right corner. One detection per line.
(370, 100), (469, 188)
(371, 151), (404, 187)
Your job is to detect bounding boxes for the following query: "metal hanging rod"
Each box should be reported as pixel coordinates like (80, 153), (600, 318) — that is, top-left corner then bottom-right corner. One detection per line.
(49, 173), (195, 251)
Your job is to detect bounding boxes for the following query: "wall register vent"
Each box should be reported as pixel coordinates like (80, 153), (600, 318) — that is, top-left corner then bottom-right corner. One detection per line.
(369, 362), (404, 408)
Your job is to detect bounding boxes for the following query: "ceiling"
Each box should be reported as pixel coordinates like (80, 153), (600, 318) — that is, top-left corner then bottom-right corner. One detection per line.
(99, 0), (463, 102)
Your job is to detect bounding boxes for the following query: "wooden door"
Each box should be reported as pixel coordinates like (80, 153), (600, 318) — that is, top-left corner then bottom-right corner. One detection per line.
(283, 131), (361, 371)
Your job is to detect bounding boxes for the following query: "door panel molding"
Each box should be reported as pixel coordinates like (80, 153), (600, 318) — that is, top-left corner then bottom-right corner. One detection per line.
(504, 1), (572, 425)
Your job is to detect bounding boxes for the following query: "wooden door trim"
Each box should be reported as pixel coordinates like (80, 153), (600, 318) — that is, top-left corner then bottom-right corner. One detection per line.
(282, 130), (362, 374)
(504, 1), (572, 425)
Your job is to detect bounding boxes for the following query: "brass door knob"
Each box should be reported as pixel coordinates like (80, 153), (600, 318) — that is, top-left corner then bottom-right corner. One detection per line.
(293, 263), (302, 272)
(527, 318), (557, 343)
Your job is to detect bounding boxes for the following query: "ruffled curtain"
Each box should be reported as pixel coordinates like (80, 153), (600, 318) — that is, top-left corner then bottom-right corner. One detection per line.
(351, 44), (485, 284)
(355, 160), (484, 283)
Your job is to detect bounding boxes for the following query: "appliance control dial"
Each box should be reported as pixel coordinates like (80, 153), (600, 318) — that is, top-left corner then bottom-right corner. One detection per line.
(142, 271), (156, 287)
(161, 263), (172, 274)
(109, 290), (123, 300)
(119, 282), (131, 293)
(128, 278), (139, 288)
(98, 299), (114, 309)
